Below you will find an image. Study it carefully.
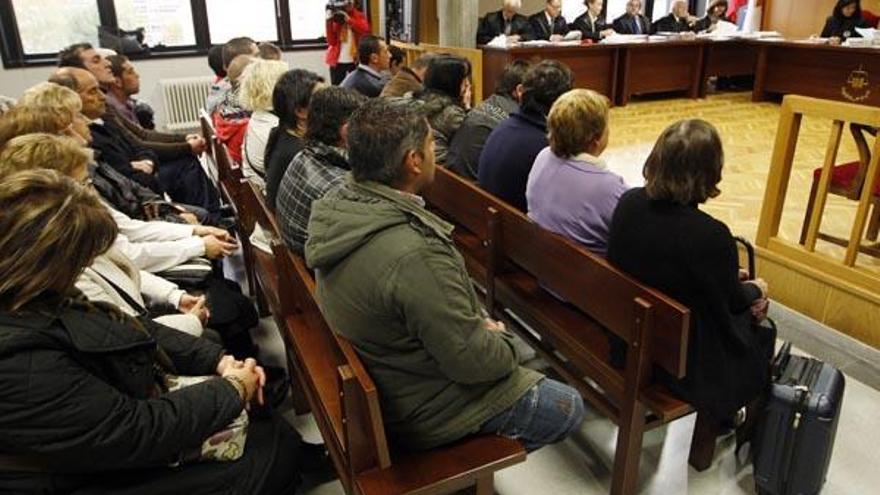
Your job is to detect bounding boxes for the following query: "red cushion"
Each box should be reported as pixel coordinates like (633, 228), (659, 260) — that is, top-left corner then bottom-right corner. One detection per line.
(813, 161), (880, 195)
(863, 10), (880, 28)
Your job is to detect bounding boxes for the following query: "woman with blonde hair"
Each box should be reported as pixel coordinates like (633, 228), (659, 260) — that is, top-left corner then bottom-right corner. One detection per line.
(526, 88), (628, 256)
(238, 58), (289, 186)
(0, 169), (306, 494)
(0, 104), (81, 147)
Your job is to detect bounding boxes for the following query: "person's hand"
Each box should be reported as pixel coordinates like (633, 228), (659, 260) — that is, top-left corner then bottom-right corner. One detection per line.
(829, 36), (841, 45)
(738, 268), (750, 282)
(178, 294), (209, 324)
(745, 278), (769, 299)
(143, 202), (161, 220)
(216, 354), (240, 375)
(194, 225), (233, 241)
(507, 34), (521, 44)
(601, 28), (616, 38)
(131, 160), (155, 175)
(484, 318), (506, 333)
(203, 235), (238, 259)
(461, 80), (473, 110)
(222, 358), (263, 405)
(178, 212), (199, 224)
(751, 297), (770, 322)
(549, 34), (565, 42)
(186, 135), (207, 155)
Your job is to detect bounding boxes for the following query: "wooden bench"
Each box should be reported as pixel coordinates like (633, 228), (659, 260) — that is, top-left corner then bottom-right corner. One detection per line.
(269, 239), (528, 495)
(422, 167), (712, 495)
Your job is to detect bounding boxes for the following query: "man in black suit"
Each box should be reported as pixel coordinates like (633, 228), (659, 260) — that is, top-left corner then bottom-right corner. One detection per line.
(528, 0), (569, 41)
(612, 0), (651, 35)
(476, 0), (534, 45)
(653, 1), (696, 33)
(571, 0), (616, 42)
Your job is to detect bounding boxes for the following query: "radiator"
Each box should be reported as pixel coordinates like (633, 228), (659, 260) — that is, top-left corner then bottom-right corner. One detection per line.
(159, 76), (215, 133)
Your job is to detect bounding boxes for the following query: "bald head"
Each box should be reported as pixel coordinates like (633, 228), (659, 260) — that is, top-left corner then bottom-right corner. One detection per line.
(53, 67), (105, 119)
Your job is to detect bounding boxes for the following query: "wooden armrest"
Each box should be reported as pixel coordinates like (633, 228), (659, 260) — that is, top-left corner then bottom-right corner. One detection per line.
(355, 435), (526, 495)
(640, 383), (693, 423)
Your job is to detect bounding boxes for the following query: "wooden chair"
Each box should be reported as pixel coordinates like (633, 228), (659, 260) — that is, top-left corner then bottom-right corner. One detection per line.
(198, 110), (220, 192)
(800, 124), (880, 257)
(272, 243), (527, 495)
(423, 166), (725, 495)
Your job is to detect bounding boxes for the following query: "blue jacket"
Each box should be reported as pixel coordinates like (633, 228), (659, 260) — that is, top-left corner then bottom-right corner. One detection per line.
(340, 65), (387, 98)
(477, 110), (548, 212)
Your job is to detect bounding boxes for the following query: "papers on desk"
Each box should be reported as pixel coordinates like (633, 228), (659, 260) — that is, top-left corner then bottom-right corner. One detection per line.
(602, 34), (649, 44)
(562, 30), (582, 41)
(486, 35), (510, 48)
(856, 27), (879, 39)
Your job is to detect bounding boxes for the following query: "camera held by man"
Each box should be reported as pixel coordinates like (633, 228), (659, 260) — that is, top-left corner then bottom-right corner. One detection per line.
(326, 0), (351, 24)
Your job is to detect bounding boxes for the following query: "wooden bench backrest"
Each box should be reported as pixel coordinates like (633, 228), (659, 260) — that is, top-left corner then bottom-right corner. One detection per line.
(198, 109), (215, 158)
(272, 243), (392, 491)
(423, 167), (690, 379)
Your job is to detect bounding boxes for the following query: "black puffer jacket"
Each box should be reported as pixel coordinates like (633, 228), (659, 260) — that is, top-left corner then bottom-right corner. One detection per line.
(0, 301), (242, 490)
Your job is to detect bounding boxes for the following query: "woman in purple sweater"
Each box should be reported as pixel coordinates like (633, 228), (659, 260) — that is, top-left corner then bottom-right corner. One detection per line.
(526, 88), (629, 256)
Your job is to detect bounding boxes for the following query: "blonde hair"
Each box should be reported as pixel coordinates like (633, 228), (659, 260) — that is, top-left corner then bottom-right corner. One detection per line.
(0, 134), (93, 179)
(19, 82), (83, 116)
(0, 105), (73, 149)
(547, 89), (609, 158)
(0, 169), (117, 311)
(239, 59), (289, 111)
(227, 54), (256, 85)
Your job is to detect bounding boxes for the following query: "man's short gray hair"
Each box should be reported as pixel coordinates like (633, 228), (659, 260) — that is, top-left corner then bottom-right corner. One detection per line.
(347, 99), (431, 185)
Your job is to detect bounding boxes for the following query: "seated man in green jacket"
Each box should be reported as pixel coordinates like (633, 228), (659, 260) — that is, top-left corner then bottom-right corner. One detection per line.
(305, 99), (585, 451)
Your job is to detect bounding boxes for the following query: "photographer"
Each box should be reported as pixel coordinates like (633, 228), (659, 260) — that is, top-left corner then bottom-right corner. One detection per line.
(325, 0), (371, 85)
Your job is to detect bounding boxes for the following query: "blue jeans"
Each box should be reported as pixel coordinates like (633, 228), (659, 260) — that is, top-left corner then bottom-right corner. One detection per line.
(478, 378), (585, 452)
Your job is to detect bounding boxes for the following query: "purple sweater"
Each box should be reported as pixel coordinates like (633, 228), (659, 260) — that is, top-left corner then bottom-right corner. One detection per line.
(526, 147), (629, 256)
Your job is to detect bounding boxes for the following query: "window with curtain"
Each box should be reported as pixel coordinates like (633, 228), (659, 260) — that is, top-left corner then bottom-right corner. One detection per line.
(11, 0), (100, 55)
(114, 0), (197, 47)
(205, 0), (279, 44)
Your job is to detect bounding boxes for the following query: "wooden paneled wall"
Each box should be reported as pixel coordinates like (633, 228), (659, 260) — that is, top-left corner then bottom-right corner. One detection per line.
(763, 0), (880, 38)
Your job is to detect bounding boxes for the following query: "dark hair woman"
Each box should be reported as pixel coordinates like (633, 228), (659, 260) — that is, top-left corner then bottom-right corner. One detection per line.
(693, 0), (729, 32)
(821, 0), (868, 41)
(607, 119), (775, 429)
(414, 54), (472, 163)
(264, 69), (326, 207)
(0, 170), (309, 494)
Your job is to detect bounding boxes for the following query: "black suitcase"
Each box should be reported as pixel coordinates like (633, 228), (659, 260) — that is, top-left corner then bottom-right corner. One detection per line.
(753, 344), (845, 495)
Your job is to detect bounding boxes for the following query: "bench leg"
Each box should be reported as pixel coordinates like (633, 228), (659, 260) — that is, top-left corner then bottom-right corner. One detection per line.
(688, 411), (722, 472)
(610, 401), (646, 495)
(474, 474), (494, 495)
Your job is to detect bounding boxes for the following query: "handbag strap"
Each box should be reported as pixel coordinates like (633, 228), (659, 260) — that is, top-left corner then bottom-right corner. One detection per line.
(95, 272), (150, 317)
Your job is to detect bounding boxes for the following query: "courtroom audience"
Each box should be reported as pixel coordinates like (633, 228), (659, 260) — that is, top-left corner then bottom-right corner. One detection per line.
(213, 54), (256, 163)
(57, 42), (114, 85)
(305, 99), (585, 452)
(410, 54), (472, 164)
(0, 105), (77, 148)
(238, 59), (290, 187)
(264, 69), (326, 208)
(528, 0), (570, 41)
(477, 0), (534, 44)
(527, 89), (627, 256)
(821, 0), (868, 42)
(0, 170), (306, 494)
(0, 134), (206, 338)
(340, 35), (391, 98)
(206, 36), (258, 114)
(447, 59), (530, 179)
(277, 87), (366, 252)
(380, 52), (438, 98)
(653, 1), (696, 33)
(612, 0), (652, 34)
(693, 0), (730, 32)
(571, 0), (616, 41)
(16, 82), (205, 225)
(105, 54), (145, 125)
(607, 119), (775, 429)
(479, 60), (573, 211)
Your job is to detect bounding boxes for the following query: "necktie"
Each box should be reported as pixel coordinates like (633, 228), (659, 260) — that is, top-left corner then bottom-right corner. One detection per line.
(504, 19), (512, 35)
(633, 17), (642, 34)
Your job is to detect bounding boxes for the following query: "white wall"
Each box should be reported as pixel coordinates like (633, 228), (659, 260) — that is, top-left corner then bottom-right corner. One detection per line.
(0, 49), (328, 130)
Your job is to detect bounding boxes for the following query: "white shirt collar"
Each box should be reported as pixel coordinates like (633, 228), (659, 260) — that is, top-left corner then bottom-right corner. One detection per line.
(358, 63), (383, 78)
(572, 152), (607, 170)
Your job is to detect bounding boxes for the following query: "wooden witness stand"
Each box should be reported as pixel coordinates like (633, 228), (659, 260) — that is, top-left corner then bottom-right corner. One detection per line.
(757, 95), (880, 294)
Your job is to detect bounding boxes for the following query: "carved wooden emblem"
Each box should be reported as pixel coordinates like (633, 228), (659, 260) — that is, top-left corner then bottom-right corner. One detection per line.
(842, 65), (871, 103)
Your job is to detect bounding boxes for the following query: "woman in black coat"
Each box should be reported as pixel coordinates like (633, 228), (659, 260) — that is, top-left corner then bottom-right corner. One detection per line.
(821, 0), (869, 42)
(607, 120), (775, 424)
(0, 170), (304, 494)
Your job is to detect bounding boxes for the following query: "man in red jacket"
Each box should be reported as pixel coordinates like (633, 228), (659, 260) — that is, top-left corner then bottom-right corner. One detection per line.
(325, 1), (372, 85)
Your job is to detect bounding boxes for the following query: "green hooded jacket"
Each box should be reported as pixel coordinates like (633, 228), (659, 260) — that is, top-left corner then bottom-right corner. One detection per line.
(305, 177), (542, 450)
